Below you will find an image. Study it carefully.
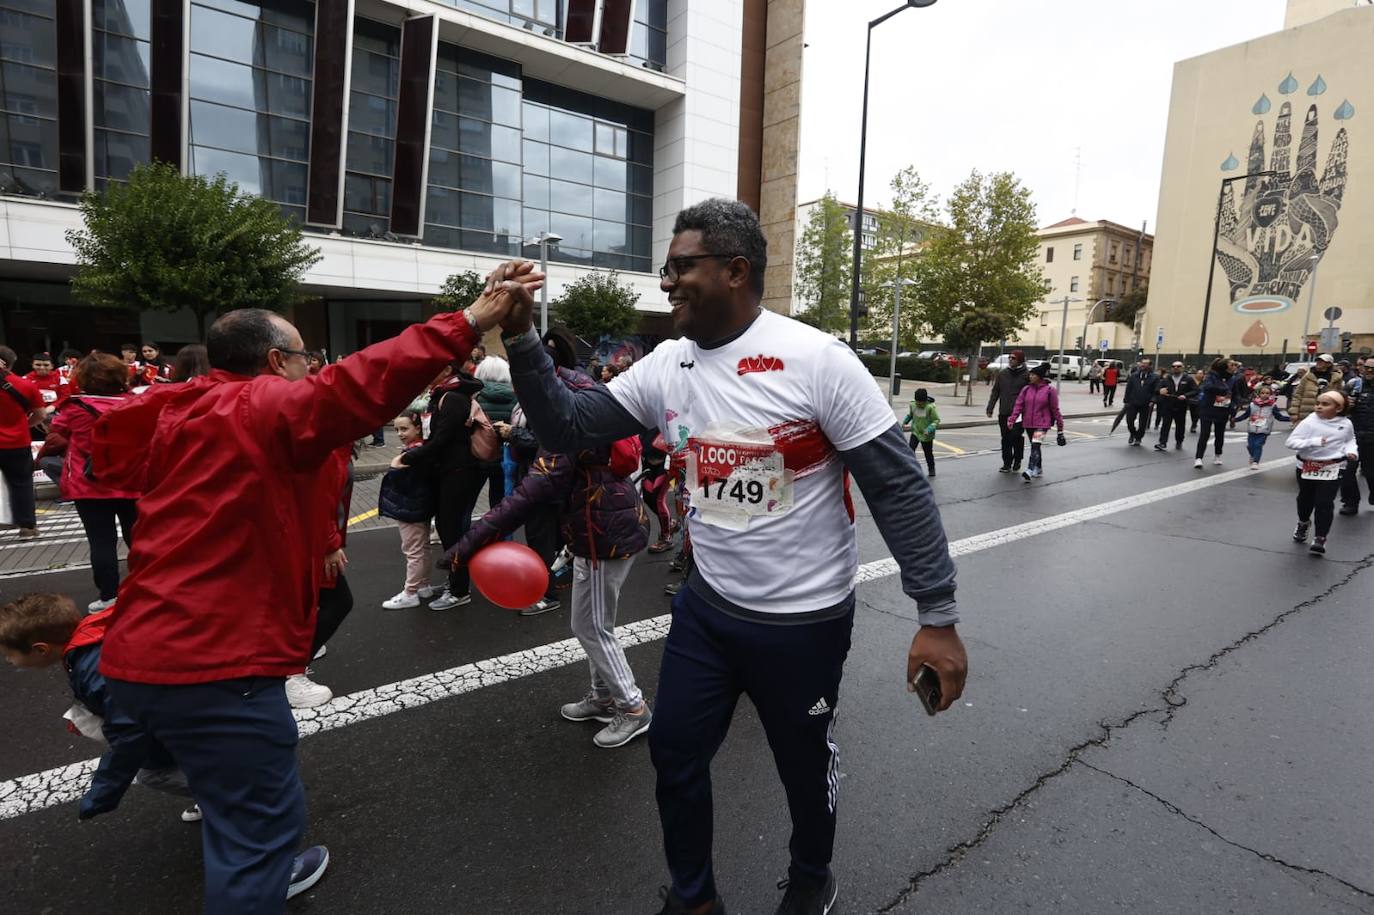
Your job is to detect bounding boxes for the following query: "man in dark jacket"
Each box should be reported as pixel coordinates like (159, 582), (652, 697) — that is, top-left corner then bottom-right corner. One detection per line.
(448, 367), (652, 748)
(1339, 357), (1374, 513)
(1122, 358), (1160, 446)
(1153, 361), (1197, 452)
(986, 350), (1030, 472)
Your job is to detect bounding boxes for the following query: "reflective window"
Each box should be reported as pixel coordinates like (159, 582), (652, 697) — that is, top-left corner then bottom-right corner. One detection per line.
(342, 17), (396, 237)
(627, 0), (667, 72)
(1, 0), (59, 195)
(423, 42), (521, 255)
(444, 0), (560, 38)
(187, 0), (313, 218)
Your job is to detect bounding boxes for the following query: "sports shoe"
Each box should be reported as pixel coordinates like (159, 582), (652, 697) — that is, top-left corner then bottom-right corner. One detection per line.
(1293, 522), (1309, 543)
(520, 598), (560, 617)
(655, 886), (727, 915)
(285, 672), (332, 709)
(428, 590), (471, 611)
(927, 468), (936, 478)
(312, 644), (327, 660)
(668, 553), (689, 573)
(1309, 536), (1327, 555)
(664, 579), (685, 596)
(1021, 471), (1032, 483)
(1249, 462), (1259, 470)
(1153, 443), (1167, 452)
(560, 693), (615, 723)
(286, 846), (330, 900)
(87, 597), (116, 614)
(1175, 442), (1183, 450)
(998, 465), (1012, 473)
(382, 591), (421, 610)
(1339, 504), (1358, 516)
(1193, 458), (1203, 469)
(594, 706), (652, 748)
(17, 527), (39, 540)
(181, 804), (202, 823)
(648, 537), (675, 554)
(1011, 462), (1022, 472)
(775, 870), (838, 915)
(417, 585), (437, 599)
(1213, 457), (1223, 466)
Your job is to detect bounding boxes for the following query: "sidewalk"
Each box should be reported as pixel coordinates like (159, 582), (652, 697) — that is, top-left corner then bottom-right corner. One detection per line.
(878, 376), (1120, 428)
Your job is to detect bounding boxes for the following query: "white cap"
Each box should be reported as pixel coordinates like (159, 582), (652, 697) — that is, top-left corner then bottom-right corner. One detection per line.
(1316, 353), (1334, 363)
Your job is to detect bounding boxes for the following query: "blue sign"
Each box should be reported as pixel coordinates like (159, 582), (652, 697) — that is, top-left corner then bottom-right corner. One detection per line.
(1099, 339), (1110, 352)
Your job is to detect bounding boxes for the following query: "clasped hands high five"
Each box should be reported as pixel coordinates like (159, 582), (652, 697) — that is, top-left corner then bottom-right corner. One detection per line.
(465, 260), (548, 334)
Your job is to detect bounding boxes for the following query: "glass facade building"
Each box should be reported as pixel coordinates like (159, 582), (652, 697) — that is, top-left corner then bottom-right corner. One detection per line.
(93, 0), (152, 186)
(342, 16), (398, 236)
(0, 0), (60, 196)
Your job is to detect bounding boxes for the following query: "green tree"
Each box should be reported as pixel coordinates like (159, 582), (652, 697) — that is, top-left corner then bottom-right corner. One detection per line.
(66, 162), (321, 339)
(433, 270), (487, 312)
(1114, 284), (1148, 327)
(793, 192), (853, 334)
(913, 170), (1046, 401)
(944, 308), (1021, 401)
(861, 166), (939, 347)
(553, 269), (641, 339)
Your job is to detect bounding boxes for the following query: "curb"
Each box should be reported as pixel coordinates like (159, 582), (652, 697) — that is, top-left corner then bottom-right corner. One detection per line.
(939, 408), (1120, 430)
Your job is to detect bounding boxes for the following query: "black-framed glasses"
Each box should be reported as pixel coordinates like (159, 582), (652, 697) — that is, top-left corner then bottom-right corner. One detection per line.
(275, 347), (312, 361)
(658, 253), (740, 283)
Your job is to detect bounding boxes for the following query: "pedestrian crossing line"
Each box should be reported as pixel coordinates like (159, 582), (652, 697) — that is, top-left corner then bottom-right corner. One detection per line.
(0, 457), (1292, 821)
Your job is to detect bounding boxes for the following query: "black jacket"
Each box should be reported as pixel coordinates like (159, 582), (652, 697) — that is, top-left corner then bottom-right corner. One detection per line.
(987, 364), (1030, 416)
(1350, 383), (1374, 441)
(1123, 369), (1161, 406)
(1155, 372), (1197, 409)
(401, 374), (483, 474)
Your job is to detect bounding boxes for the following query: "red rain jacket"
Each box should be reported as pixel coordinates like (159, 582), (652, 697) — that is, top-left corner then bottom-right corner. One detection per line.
(94, 312), (480, 684)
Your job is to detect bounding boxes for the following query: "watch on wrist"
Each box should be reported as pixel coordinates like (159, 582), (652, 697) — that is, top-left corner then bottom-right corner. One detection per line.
(462, 306), (482, 333)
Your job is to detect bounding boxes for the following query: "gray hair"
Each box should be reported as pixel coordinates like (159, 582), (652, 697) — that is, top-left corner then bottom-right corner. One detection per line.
(673, 198), (768, 297)
(473, 354), (511, 385)
(207, 309), (293, 376)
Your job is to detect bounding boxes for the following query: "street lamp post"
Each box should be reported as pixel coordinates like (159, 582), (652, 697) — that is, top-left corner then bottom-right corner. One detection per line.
(888, 277), (916, 403)
(848, 0), (937, 350)
(524, 231), (563, 336)
(1198, 170), (1275, 358)
(1300, 253), (1320, 350)
(1053, 294), (1084, 394)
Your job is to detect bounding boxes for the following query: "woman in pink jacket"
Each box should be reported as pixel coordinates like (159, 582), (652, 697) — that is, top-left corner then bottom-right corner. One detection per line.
(1008, 364), (1066, 482)
(37, 354), (140, 611)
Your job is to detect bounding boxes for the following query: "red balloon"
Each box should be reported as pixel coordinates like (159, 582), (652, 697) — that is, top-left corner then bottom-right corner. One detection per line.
(469, 541), (550, 610)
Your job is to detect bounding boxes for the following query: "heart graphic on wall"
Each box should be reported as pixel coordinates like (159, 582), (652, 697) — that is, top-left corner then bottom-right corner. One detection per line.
(1241, 319), (1270, 348)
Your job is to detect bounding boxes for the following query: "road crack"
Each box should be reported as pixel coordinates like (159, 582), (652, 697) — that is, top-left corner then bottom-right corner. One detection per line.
(1078, 760), (1374, 904)
(875, 550), (1374, 912)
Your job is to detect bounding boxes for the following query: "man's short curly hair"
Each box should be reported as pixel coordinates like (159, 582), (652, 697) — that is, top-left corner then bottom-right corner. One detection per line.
(672, 198), (768, 297)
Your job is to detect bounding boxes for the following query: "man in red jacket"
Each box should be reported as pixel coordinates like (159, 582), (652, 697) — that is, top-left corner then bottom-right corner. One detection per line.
(91, 287), (532, 913)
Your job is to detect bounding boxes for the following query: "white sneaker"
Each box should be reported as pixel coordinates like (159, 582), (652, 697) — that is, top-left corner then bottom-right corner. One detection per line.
(312, 644), (327, 660)
(382, 591), (421, 610)
(428, 590), (472, 611)
(285, 672), (333, 709)
(1249, 462), (1259, 470)
(1213, 457), (1224, 466)
(181, 804), (202, 823)
(1193, 458), (1203, 469)
(416, 585), (437, 599)
(87, 597), (116, 614)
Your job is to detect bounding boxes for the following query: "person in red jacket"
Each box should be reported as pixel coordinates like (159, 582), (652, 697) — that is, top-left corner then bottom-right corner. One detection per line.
(88, 284), (532, 913)
(0, 344), (44, 538)
(24, 352), (68, 416)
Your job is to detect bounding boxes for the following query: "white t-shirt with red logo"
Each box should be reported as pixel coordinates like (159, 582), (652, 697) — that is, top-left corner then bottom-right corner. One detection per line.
(607, 309), (895, 615)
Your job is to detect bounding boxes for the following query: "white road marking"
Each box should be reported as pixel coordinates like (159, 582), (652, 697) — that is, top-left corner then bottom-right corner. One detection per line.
(0, 459), (1290, 820)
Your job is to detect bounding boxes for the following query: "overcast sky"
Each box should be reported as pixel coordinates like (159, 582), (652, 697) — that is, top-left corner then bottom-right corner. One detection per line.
(797, 0), (1289, 231)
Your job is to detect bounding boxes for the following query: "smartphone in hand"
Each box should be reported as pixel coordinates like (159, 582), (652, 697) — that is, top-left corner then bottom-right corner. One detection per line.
(912, 664), (941, 716)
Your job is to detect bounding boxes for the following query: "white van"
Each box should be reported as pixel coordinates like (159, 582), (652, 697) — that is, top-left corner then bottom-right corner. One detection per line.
(1045, 355), (1087, 379)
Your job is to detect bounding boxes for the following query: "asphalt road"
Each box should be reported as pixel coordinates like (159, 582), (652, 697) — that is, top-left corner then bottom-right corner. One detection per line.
(2, 425), (1372, 915)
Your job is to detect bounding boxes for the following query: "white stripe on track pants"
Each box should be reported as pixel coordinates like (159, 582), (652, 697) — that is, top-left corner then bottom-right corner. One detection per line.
(571, 555), (644, 709)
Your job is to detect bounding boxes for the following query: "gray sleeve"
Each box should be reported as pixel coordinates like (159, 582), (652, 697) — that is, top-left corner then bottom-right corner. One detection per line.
(505, 328), (647, 451)
(839, 424), (959, 627)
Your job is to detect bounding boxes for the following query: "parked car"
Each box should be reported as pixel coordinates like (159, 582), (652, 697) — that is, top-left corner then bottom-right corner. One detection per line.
(1045, 354), (1088, 379)
(987, 354), (1020, 372)
(915, 350), (952, 363)
(1093, 358), (1125, 372)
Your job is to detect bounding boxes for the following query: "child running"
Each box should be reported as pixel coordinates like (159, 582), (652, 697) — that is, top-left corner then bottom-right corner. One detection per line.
(1285, 391), (1357, 555)
(1236, 384), (1290, 469)
(901, 388), (940, 477)
(1007, 364), (1065, 482)
(379, 411), (438, 609)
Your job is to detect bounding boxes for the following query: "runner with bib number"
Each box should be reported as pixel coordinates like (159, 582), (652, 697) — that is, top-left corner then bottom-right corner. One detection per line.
(1285, 391), (1357, 555)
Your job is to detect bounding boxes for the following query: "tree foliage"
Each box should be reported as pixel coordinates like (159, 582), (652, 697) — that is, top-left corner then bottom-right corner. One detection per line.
(433, 270), (487, 312)
(1114, 284), (1148, 327)
(553, 269), (641, 339)
(793, 192), (853, 334)
(913, 170), (1047, 342)
(861, 167), (939, 347)
(66, 163), (321, 339)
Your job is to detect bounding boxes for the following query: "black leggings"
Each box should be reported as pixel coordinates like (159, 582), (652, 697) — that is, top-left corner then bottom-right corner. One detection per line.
(1296, 471), (1341, 538)
(436, 471), (484, 596)
(1195, 418), (1227, 459)
(909, 436), (935, 473)
(75, 498), (137, 601)
(312, 573), (353, 657)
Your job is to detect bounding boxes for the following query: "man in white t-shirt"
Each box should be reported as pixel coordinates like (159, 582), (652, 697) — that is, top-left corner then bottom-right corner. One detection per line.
(492, 199), (967, 915)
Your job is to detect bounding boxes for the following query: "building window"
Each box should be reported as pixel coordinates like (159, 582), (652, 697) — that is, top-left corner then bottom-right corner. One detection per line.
(861, 234), (875, 250)
(519, 78), (653, 272)
(1072, 242), (1082, 261)
(340, 17), (397, 236)
(1070, 276), (1079, 292)
(627, 0), (667, 72)
(448, 0), (561, 38)
(1109, 241), (1118, 264)
(1040, 311), (1048, 326)
(1, 0), (61, 196)
(187, 0), (314, 223)
(1045, 246), (1054, 263)
(423, 44), (523, 256)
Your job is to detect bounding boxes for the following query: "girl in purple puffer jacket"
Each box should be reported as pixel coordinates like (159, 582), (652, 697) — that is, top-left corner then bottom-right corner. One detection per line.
(1008, 364), (1066, 483)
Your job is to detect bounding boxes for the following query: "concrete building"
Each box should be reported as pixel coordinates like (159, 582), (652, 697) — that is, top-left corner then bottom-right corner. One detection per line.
(1014, 216), (1152, 353)
(1145, 0), (1373, 365)
(790, 196), (928, 317)
(0, 0), (805, 359)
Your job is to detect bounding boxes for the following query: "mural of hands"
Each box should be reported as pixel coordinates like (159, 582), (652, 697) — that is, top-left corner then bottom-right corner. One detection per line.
(1215, 74), (1353, 313)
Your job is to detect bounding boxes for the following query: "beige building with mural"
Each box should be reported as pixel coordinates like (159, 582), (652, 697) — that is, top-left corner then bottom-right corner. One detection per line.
(1144, 0), (1372, 365)
(1014, 217), (1153, 352)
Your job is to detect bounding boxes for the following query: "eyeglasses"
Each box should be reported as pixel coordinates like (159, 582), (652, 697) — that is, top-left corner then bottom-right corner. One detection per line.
(275, 347), (312, 361)
(658, 253), (740, 283)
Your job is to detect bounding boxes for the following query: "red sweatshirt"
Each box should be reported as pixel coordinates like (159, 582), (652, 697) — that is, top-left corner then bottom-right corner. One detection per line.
(94, 311), (481, 684)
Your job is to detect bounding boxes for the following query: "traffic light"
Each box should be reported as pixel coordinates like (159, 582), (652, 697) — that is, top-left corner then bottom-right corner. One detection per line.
(1075, 336), (1084, 350)
(1101, 301), (1114, 319)
(1341, 332), (1353, 353)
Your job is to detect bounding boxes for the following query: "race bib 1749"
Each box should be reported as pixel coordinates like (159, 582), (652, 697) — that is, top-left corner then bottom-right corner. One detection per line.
(684, 429), (794, 531)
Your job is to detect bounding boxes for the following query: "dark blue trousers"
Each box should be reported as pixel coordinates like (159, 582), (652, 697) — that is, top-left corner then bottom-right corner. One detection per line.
(106, 677), (305, 915)
(650, 584), (854, 906)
